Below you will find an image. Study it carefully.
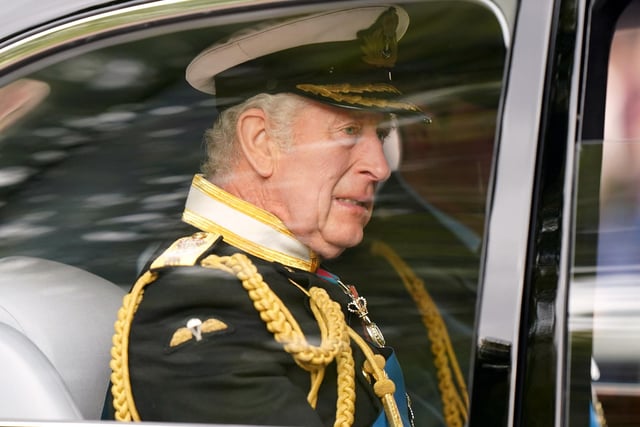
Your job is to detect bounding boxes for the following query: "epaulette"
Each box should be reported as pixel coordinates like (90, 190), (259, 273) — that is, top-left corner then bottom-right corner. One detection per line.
(111, 230), (222, 422)
(149, 231), (221, 270)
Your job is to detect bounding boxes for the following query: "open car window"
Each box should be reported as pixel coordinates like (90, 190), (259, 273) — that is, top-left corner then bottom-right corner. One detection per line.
(0, 0), (509, 425)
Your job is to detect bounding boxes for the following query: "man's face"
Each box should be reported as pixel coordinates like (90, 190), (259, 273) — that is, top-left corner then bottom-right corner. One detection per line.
(267, 101), (391, 259)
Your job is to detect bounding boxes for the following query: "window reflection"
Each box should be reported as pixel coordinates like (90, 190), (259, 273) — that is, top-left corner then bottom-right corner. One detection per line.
(571, 4), (640, 427)
(0, 79), (50, 133)
(327, 35), (502, 427)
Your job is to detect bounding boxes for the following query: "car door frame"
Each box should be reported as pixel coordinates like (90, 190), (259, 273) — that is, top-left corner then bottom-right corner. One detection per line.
(469, 0), (640, 426)
(469, 0), (586, 425)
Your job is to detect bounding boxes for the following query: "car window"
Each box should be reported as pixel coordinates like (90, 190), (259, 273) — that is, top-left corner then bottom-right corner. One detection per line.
(569, 1), (640, 426)
(0, 0), (509, 425)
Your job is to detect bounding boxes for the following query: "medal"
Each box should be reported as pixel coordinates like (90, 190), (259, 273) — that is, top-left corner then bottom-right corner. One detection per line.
(314, 268), (386, 347)
(338, 280), (386, 347)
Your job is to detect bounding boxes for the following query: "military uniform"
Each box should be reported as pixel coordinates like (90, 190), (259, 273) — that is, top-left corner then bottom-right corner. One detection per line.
(110, 175), (412, 426)
(110, 5), (428, 426)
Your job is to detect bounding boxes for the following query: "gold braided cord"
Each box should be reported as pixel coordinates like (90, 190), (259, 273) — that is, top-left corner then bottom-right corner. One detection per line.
(110, 249), (405, 426)
(307, 293), (332, 408)
(201, 253), (356, 427)
(593, 391), (608, 427)
(348, 329), (403, 427)
(110, 270), (159, 422)
(371, 241), (469, 427)
(308, 287), (356, 426)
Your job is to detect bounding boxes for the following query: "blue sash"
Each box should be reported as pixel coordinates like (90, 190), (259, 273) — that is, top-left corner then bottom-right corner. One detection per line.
(372, 351), (411, 427)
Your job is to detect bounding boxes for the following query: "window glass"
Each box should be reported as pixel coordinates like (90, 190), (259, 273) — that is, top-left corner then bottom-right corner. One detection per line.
(570, 3), (640, 426)
(325, 9), (502, 421)
(0, 1), (507, 425)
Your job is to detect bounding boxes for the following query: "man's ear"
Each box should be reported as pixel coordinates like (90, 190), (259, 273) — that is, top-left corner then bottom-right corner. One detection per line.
(236, 108), (276, 178)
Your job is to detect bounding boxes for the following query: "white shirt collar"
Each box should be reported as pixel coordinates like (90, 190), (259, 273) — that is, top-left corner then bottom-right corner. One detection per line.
(182, 174), (320, 272)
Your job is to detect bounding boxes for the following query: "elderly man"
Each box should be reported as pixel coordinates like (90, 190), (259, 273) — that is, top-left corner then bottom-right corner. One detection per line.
(110, 5), (423, 427)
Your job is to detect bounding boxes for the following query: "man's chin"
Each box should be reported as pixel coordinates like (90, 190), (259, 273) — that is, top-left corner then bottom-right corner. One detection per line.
(324, 239), (364, 260)
(303, 226), (365, 259)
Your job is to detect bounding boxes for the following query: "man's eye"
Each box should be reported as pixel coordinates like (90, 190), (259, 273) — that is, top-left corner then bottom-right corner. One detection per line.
(343, 125), (361, 136)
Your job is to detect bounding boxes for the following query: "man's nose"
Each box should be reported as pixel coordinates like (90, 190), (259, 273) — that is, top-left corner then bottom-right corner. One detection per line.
(357, 131), (391, 181)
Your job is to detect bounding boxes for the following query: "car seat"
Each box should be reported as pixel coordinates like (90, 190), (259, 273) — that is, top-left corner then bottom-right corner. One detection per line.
(0, 256), (125, 420)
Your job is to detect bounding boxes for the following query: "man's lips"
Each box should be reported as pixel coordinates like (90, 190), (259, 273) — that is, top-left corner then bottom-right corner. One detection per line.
(334, 197), (372, 210)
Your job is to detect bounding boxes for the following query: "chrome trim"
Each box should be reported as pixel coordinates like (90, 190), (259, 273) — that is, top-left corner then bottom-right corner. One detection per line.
(474, 0), (512, 47)
(0, 0), (515, 76)
(475, 0), (555, 424)
(0, 0), (281, 72)
(556, 1), (586, 426)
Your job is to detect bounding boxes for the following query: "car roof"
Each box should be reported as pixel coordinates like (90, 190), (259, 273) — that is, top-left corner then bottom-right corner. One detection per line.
(1, 0), (143, 42)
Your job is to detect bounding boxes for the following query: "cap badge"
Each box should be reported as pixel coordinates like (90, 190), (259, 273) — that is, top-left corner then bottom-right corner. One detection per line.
(357, 7), (399, 68)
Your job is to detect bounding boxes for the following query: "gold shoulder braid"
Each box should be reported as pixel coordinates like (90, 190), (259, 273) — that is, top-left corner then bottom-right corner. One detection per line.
(371, 241), (470, 427)
(110, 268), (154, 421)
(110, 232), (404, 426)
(110, 232), (220, 421)
(201, 253), (404, 427)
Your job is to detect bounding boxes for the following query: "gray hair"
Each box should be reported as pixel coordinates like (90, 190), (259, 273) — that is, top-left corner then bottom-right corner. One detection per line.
(202, 93), (309, 180)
